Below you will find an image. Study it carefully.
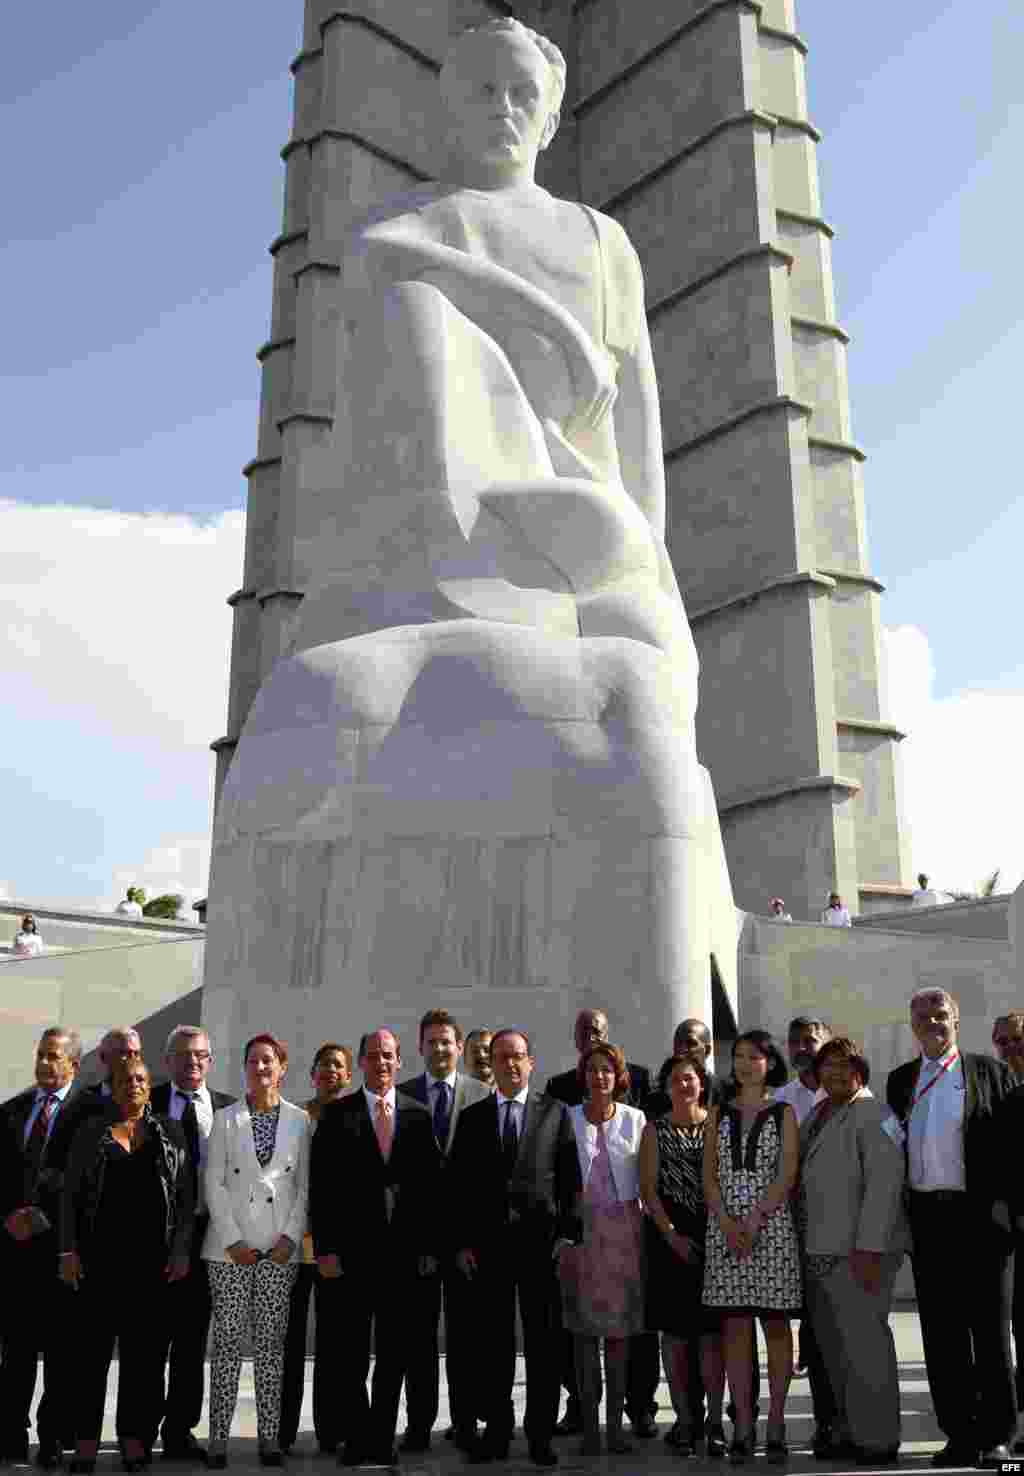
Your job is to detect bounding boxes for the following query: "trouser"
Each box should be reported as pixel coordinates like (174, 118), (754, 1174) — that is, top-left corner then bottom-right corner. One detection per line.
(909, 1192), (1017, 1449)
(279, 1266), (347, 1451)
(1013, 1231), (1024, 1408)
(0, 1236), (75, 1452)
(800, 1313), (838, 1430)
(74, 1262), (167, 1446)
(156, 1215), (213, 1443)
(805, 1255), (902, 1453)
(338, 1264), (421, 1458)
(475, 1230), (560, 1448)
(207, 1259), (297, 1446)
(402, 1257), (476, 1438)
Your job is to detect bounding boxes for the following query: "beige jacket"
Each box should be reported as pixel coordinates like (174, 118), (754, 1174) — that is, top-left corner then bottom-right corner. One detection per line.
(798, 1092), (910, 1257)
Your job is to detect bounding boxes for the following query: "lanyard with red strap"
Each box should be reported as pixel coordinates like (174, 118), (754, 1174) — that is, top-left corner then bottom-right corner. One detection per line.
(911, 1050), (960, 1109)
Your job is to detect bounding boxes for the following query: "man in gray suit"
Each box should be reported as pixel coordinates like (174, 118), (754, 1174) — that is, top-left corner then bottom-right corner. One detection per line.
(398, 1008), (491, 1453)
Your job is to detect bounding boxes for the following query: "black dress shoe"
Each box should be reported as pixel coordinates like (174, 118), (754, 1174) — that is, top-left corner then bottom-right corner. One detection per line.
(527, 1446), (558, 1469)
(452, 1427), (478, 1454)
(554, 1414), (582, 1438)
(67, 1462), (96, 1476)
(631, 1414), (658, 1439)
(468, 1434), (511, 1465)
(398, 1432), (430, 1454)
(258, 1454), (283, 1470)
(5, 1449), (30, 1468)
(855, 1448), (901, 1466)
(930, 1444), (977, 1468)
(337, 1449), (363, 1469)
(316, 1445), (337, 1458)
(35, 1443), (62, 1471)
(1012, 1439), (1024, 1457)
(978, 1447), (1013, 1468)
(367, 1450), (397, 1469)
(206, 1459), (227, 1473)
(162, 1437), (208, 1465)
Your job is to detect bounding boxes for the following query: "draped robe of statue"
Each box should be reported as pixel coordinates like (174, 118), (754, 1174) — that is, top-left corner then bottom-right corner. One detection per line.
(204, 179), (736, 1076)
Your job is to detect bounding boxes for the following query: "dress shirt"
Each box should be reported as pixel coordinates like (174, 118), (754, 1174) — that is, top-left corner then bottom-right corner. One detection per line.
(776, 1078), (826, 1125)
(425, 1069), (457, 1105)
(496, 1086), (529, 1141)
(907, 1049), (966, 1192)
(22, 1081), (73, 1143)
(12, 931), (44, 957)
(167, 1084), (214, 1212)
(363, 1086), (397, 1120)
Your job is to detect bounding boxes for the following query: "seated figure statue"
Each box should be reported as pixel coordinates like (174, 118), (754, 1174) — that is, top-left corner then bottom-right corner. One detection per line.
(206, 20), (733, 1064)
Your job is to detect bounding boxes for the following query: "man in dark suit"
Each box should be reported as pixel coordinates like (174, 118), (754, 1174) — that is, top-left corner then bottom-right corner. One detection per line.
(887, 988), (1017, 1467)
(452, 1028), (578, 1468)
(311, 1028), (442, 1468)
(149, 1025), (235, 1463)
(0, 1027), (82, 1466)
(641, 1017), (725, 1116)
(993, 1012), (1024, 1451)
(397, 1008), (491, 1454)
(544, 1008), (657, 1438)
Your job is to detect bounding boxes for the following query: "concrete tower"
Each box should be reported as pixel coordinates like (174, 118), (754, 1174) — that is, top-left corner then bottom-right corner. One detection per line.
(213, 0), (912, 923)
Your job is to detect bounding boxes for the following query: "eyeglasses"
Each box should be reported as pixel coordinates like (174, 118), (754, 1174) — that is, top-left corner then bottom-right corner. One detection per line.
(174, 1050), (211, 1062)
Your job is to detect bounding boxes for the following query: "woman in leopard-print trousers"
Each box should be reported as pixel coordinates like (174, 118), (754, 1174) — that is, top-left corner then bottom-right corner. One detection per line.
(203, 1035), (311, 1468)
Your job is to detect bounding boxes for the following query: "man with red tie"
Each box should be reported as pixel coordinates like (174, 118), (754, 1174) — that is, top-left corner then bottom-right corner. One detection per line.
(0, 1028), (82, 1466)
(310, 1028), (442, 1468)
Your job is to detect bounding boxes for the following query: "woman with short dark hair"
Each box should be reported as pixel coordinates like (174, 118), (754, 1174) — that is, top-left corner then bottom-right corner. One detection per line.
(556, 1042), (646, 1457)
(60, 1059), (192, 1473)
(203, 1033), (312, 1468)
(702, 1031), (802, 1463)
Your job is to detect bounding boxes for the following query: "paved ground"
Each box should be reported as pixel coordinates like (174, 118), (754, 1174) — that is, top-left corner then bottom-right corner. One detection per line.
(21, 1312), (1014, 1475)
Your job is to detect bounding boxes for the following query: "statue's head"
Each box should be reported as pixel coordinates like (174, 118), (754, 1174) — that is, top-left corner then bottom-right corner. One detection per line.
(440, 19), (566, 184)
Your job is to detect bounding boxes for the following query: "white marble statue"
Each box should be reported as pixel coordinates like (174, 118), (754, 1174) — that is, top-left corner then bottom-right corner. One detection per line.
(204, 21), (736, 1084)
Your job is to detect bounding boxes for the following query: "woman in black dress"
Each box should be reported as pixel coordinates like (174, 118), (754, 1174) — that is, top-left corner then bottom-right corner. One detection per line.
(60, 1059), (192, 1473)
(640, 1054), (725, 1457)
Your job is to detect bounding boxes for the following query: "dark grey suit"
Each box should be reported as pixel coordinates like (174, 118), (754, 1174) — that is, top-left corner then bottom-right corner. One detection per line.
(397, 1071), (491, 1440)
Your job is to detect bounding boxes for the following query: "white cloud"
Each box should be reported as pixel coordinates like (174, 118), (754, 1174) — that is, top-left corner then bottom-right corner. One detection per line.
(883, 624), (1024, 896)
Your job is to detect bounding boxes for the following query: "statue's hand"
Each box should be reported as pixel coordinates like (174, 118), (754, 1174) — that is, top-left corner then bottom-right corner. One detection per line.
(568, 345), (618, 434)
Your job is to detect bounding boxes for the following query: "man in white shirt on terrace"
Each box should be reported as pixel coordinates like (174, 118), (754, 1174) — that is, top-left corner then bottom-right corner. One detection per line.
(821, 892), (852, 927)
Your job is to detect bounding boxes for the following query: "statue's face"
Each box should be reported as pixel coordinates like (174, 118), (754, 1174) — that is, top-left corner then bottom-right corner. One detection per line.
(441, 31), (558, 176)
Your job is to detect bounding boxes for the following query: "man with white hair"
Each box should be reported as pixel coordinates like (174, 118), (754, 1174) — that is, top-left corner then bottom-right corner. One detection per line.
(150, 1026), (235, 1463)
(887, 989), (1017, 1466)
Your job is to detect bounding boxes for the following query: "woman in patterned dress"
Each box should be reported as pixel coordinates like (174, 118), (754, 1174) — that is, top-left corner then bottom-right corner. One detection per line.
(640, 1053), (726, 1457)
(703, 1031), (801, 1464)
(556, 1042), (646, 1457)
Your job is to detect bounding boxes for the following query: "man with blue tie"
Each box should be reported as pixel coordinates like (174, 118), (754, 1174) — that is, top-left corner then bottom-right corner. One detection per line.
(451, 1029), (578, 1468)
(398, 1009), (491, 1453)
(149, 1026), (235, 1463)
(0, 1028), (82, 1467)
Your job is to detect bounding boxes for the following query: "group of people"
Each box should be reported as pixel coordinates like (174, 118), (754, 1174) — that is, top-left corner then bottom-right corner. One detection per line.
(2, 999), (1023, 1472)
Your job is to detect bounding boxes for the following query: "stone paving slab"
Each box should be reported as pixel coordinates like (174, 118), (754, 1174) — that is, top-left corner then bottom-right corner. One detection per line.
(21, 1313), (1006, 1476)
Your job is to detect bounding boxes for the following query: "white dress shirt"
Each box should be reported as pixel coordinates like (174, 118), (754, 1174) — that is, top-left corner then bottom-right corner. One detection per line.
(907, 1049), (966, 1192)
(775, 1078), (826, 1125)
(821, 905), (852, 927)
(167, 1084), (215, 1212)
(23, 1081), (73, 1143)
(496, 1086), (529, 1141)
(364, 1086), (397, 1120)
(12, 931), (44, 957)
(425, 1070), (457, 1110)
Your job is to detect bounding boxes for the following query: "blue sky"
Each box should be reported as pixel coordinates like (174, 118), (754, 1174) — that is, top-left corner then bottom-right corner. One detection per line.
(1, 0), (1021, 908)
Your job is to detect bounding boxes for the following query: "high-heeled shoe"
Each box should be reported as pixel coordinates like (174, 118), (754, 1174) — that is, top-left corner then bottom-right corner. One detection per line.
(706, 1421), (728, 1459)
(729, 1434), (754, 1465)
(765, 1424), (789, 1465)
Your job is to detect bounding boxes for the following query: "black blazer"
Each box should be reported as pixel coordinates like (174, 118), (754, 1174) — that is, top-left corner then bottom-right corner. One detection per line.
(310, 1089), (442, 1269)
(886, 1051), (1013, 1208)
(546, 1060), (652, 1111)
(448, 1089), (578, 1255)
(0, 1084), (91, 1230)
(397, 1070), (492, 1156)
(41, 1082), (110, 1183)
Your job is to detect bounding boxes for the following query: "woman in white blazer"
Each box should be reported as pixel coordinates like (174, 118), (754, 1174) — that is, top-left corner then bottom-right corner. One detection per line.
(203, 1033), (311, 1469)
(555, 1043), (647, 1458)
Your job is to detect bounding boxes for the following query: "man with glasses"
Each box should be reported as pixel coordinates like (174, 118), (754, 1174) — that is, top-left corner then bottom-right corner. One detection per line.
(150, 1027), (235, 1463)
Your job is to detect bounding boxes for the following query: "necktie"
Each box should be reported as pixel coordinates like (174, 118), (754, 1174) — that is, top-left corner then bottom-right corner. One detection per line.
(501, 1100), (519, 1173)
(375, 1097), (394, 1161)
(432, 1081), (451, 1149)
(180, 1093), (201, 1197)
(24, 1094), (56, 1201)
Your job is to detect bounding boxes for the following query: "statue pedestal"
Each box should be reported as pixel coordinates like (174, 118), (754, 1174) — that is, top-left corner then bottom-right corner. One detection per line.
(202, 621), (736, 1084)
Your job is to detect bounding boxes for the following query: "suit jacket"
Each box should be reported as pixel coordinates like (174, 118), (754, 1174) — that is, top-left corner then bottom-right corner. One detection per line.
(41, 1081), (111, 1185)
(149, 1082), (236, 1118)
(0, 1083), (88, 1231)
(397, 1070), (491, 1156)
(310, 1089), (442, 1270)
(449, 1089), (578, 1255)
(546, 1060), (652, 1112)
(886, 1051), (1013, 1209)
(797, 1092), (910, 1257)
(998, 1082), (1024, 1220)
(203, 1098), (311, 1261)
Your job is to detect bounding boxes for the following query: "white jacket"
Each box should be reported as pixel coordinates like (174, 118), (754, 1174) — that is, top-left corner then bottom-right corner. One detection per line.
(202, 1098), (311, 1262)
(570, 1102), (645, 1204)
